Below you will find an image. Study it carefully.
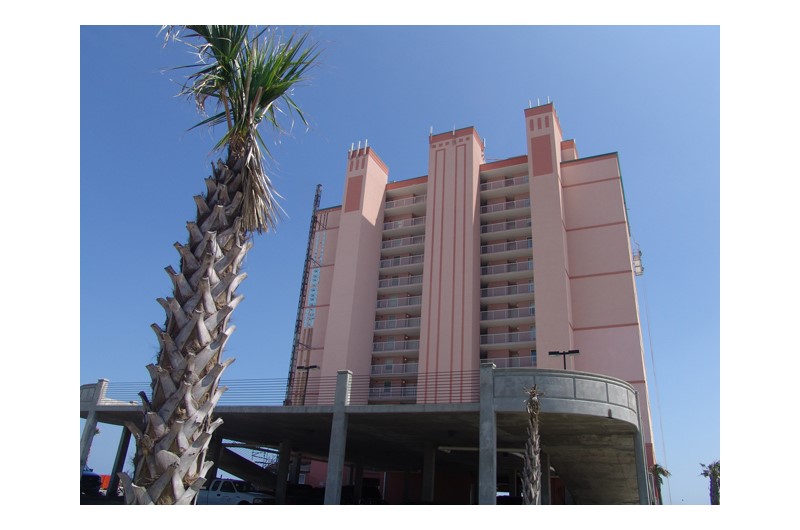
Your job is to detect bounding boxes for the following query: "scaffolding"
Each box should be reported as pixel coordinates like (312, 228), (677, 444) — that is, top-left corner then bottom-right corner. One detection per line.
(284, 184), (325, 404)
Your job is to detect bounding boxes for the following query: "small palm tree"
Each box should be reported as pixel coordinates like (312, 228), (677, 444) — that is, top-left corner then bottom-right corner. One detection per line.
(700, 460), (720, 505)
(650, 463), (671, 504)
(117, 25), (319, 505)
(522, 385), (543, 505)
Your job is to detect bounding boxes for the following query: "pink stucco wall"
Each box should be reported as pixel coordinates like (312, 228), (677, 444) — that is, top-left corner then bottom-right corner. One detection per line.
(418, 129), (483, 403)
(320, 149), (388, 399)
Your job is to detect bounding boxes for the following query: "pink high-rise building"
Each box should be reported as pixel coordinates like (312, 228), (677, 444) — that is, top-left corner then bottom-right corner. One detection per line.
(284, 103), (658, 504)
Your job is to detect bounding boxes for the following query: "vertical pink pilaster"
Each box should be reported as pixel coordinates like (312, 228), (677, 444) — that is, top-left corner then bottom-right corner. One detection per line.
(525, 104), (575, 370)
(418, 128), (483, 403)
(321, 147), (389, 399)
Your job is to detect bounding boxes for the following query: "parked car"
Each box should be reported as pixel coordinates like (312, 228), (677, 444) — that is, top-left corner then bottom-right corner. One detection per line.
(81, 466), (102, 496)
(197, 478), (274, 505)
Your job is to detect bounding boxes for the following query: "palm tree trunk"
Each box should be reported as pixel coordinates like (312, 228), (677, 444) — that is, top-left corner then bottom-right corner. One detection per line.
(522, 386), (542, 505)
(118, 156), (250, 504)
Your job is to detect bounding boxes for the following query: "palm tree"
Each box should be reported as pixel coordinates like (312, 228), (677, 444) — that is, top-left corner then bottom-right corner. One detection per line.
(700, 460), (720, 505)
(116, 25), (319, 505)
(522, 385), (543, 505)
(650, 463), (671, 505)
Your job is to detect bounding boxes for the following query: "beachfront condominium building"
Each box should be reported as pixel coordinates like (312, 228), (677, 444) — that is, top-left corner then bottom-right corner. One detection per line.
(285, 102), (656, 502)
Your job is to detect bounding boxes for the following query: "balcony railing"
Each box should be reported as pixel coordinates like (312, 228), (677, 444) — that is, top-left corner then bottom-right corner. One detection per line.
(480, 198), (531, 215)
(480, 283), (534, 298)
(382, 235), (425, 251)
(383, 217), (426, 231)
(380, 254), (424, 269)
(378, 275), (423, 289)
(481, 218), (532, 235)
(370, 363), (419, 376)
(480, 307), (536, 321)
(376, 296), (422, 309)
(480, 261), (533, 276)
(480, 175), (529, 192)
(369, 386), (418, 400)
(480, 330), (536, 345)
(481, 356), (536, 368)
(481, 239), (532, 255)
(385, 195), (427, 209)
(375, 317), (421, 331)
(373, 340), (420, 353)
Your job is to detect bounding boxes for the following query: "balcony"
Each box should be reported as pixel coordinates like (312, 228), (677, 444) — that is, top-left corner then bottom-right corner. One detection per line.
(480, 218), (532, 242)
(370, 362), (420, 376)
(480, 198), (531, 222)
(375, 295), (422, 315)
(480, 175), (529, 199)
(480, 330), (537, 350)
(381, 235), (426, 257)
(480, 283), (535, 303)
(480, 260), (533, 281)
(369, 385), (417, 401)
(374, 317), (422, 336)
(480, 307), (535, 328)
(480, 239), (533, 261)
(481, 355), (536, 369)
(377, 274), (424, 295)
(383, 216), (426, 236)
(373, 340), (420, 353)
(385, 195), (427, 215)
(379, 254), (425, 274)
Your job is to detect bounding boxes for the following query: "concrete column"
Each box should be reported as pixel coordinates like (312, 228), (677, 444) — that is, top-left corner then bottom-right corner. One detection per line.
(79, 379), (108, 476)
(478, 363), (497, 504)
(634, 429), (650, 505)
(324, 370), (352, 505)
(276, 440), (292, 504)
(540, 452), (551, 505)
(289, 454), (303, 484)
(422, 442), (436, 503)
(106, 427), (132, 498)
(205, 435), (223, 481)
(353, 458), (364, 504)
(508, 469), (518, 497)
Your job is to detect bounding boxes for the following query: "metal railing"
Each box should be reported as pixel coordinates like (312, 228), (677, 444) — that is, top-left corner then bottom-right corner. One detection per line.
(96, 369), (482, 407)
(481, 355), (536, 368)
(481, 218), (532, 235)
(480, 198), (531, 215)
(480, 260), (533, 276)
(383, 217), (426, 231)
(368, 386), (418, 400)
(379, 254), (424, 269)
(480, 283), (534, 298)
(377, 275), (423, 289)
(480, 175), (529, 192)
(480, 239), (532, 255)
(385, 195), (427, 209)
(370, 363), (420, 376)
(375, 317), (421, 330)
(382, 235), (425, 250)
(373, 340), (420, 353)
(376, 295), (422, 309)
(480, 330), (536, 345)
(480, 307), (536, 321)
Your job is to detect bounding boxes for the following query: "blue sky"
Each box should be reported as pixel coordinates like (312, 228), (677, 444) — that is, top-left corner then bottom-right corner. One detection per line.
(80, 25), (719, 505)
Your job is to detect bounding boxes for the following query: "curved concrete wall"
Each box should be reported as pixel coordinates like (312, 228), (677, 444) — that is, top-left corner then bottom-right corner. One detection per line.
(491, 368), (640, 429)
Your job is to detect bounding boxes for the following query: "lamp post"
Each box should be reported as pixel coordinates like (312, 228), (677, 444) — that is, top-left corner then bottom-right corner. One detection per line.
(548, 350), (580, 370)
(297, 365), (319, 405)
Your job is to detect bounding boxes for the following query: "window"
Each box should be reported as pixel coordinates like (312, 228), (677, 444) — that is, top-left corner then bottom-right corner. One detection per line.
(220, 481), (235, 493)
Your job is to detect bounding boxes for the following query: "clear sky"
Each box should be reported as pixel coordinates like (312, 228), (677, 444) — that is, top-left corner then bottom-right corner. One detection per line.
(80, 25), (719, 505)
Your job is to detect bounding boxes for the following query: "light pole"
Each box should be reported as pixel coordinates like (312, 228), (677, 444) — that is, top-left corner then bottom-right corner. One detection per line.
(548, 350), (579, 370)
(297, 365), (319, 405)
